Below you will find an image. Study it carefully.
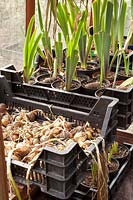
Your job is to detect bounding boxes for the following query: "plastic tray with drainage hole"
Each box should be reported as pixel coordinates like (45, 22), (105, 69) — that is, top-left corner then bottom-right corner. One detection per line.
(0, 74), (119, 199)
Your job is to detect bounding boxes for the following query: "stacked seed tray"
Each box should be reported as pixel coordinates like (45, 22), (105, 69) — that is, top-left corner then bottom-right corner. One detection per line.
(0, 70), (118, 142)
(30, 143), (133, 200)
(1, 64), (132, 130)
(0, 74), (118, 199)
(104, 87), (133, 129)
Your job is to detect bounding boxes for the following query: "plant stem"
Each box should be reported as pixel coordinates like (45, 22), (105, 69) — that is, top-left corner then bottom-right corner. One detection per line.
(112, 53), (122, 88)
(100, 55), (104, 86)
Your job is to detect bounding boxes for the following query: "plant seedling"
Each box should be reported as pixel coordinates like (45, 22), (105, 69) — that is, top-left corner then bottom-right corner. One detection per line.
(108, 141), (118, 162)
(57, 1), (86, 90)
(91, 160), (98, 184)
(92, 0), (113, 85)
(23, 15), (42, 83)
(53, 32), (63, 78)
(37, 0), (53, 70)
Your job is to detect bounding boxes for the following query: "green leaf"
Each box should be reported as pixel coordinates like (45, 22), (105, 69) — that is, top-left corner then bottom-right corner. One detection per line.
(93, 32), (102, 59)
(86, 34), (93, 61)
(67, 0), (79, 34)
(23, 15), (35, 68)
(27, 33), (42, 80)
(104, 33), (111, 78)
(50, 0), (58, 19)
(118, 0), (127, 49)
(112, 0), (119, 43)
(78, 32), (87, 67)
(92, 0), (100, 33)
(37, 0), (44, 31)
(65, 50), (79, 90)
(57, 2), (69, 42)
(100, 0), (107, 26)
(105, 1), (113, 34)
(28, 28), (37, 65)
(131, 0), (133, 18)
(37, 46), (45, 60)
(72, 11), (86, 51)
(119, 77), (133, 87)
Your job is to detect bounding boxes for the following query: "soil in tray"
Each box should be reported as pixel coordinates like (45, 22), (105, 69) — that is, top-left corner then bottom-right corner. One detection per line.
(84, 62), (98, 70)
(77, 74), (90, 82)
(76, 61), (99, 74)
(108, 79), (131, 90)
(108, 158), (119, 182)
(82, 79), (110, 90)
(82, 171), (97, 188)
(118, 69), (133, 77)
(38, 75), (57, 84)
(33, 67), (50, 77)
(114, 80), (131, 90)
(108, 159), (119, 173)
(112, 144), (130, 164)
(93, 71), (115, 83)
(28, 77), (36, 85)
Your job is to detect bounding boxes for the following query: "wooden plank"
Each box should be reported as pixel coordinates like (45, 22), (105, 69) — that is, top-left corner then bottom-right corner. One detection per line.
(116, 128), (133, 144)
(26, 0), (35, 32)
(0, 121), (9, 200)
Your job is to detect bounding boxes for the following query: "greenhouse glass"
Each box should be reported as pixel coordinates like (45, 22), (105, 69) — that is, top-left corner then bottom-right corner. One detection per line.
(0, 0), (25, 68)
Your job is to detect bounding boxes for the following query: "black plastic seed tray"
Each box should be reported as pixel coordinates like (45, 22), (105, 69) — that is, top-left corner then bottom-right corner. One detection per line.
(109, 143), (133, 199)
(0, 91), (117, 199)
(72, 143), (133, 200)
(0, 68), (118, 199)
(104, 87), (133, 108)
(0, 82), (118, 199)
(1, 65), (131, 129)
(0, 64), (23, 82)
(11, 142), (88, 199)
(31, 143), (133, 200)
(104, 87), (133, 129)
(0, 72), (118, 140)
(117, 112), (132, 129)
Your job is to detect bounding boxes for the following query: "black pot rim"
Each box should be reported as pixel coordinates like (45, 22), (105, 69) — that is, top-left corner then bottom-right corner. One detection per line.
(108, 158), (120, 174)
(82, 78), (110, 90)
(77, 74), (90, 82)
(77, 62), (99, 71)
(112, 144), (130, 160)
(95, 88), (105, 98)
(36, 72), (51, 82)
(51, 79), (81, 92)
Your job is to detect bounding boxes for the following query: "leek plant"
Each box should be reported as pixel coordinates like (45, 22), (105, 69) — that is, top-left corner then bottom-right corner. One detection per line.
(108, 142), (118, 162)
(111, 0), (119, 54)
(91, 161), (98, 184)
(118, 0), (127, 50)
(45, 0), (58, 34)
(57, 0), (80, 45)
(111, 0), (127, 53)
(78, 22), (93, 69)
(122, 51), (133, 76)
(57, 1), (86, 90)
(92, 0), (113, 85)
(23, 15), (42, 83)
(112, 0), (133, 87)
(37, 0), (53, 70)
(53, 32), (63, 78)
(65, 11), (86, 90)
(57, 0), (93, 70)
